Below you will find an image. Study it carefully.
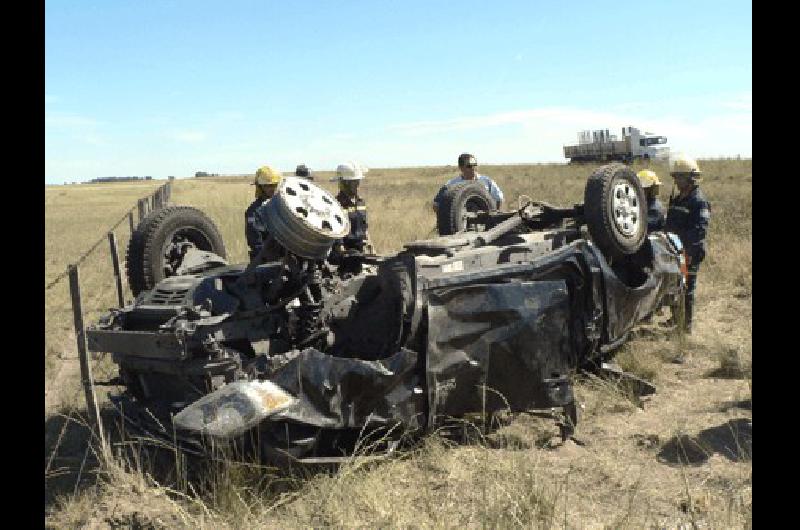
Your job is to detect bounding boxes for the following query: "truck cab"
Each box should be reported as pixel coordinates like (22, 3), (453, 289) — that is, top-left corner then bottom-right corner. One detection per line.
(623, 126), (669, 160)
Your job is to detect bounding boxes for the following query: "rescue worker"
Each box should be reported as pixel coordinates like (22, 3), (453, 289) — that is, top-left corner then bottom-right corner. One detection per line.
(636, 169), (666, 233)
(245, 165), (282, 261)
(433, 153), (504, 212)
(327, 161), (372, 275)
(295, 164), (314, 180)
(664, 155), (711, 333)
(332, 161), (371, 254)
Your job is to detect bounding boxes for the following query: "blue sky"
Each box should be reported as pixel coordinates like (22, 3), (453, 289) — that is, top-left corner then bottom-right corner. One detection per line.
(45, 0), (751, 184)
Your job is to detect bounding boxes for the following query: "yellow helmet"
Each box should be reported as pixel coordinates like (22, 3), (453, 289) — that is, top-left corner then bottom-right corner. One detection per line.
(253, 165), (282, 186)
(669, 155), (702, 179)
(636, 169), (661, 188)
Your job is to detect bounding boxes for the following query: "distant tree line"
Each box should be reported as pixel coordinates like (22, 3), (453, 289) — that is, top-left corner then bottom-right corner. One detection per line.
(89, 176), (153, 183)
(194, 171), (220, 178)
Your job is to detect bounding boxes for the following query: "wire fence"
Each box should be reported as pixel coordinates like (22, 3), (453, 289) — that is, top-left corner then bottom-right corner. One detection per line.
(45, 181), (172, 495)
(45, 182), (171, 292)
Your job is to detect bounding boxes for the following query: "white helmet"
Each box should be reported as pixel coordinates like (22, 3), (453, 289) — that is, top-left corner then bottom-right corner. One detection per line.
(669, 154), (702, 176)
(332, 161), (368, 181)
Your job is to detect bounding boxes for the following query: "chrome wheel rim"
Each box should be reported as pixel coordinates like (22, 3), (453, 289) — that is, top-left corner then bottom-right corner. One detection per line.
(611, 182), (640, 237)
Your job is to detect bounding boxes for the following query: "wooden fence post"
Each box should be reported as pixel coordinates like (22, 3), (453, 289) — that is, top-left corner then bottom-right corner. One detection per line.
(137, 199), (146, 223)
(108, 232), (125, 307)
(128, 211), (135, 235)
(68, 264), (107, 453)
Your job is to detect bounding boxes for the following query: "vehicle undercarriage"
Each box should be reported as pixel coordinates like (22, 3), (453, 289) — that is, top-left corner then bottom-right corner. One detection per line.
(88, 164), (686, 465)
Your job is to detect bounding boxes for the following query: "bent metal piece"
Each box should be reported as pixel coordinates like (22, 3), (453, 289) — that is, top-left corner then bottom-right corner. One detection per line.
(474, 211), (525, 247)
(263, 176), (350, 259)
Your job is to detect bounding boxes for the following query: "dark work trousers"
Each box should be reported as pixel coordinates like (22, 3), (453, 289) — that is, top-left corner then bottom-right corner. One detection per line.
(685, 262), (700, 331)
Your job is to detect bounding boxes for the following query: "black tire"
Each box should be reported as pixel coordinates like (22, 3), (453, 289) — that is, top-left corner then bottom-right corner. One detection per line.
(378, 259), (415, 352)
(125, 206), (226, 296)
(584, 163), (647, 261)
(436, 180), (497, 235)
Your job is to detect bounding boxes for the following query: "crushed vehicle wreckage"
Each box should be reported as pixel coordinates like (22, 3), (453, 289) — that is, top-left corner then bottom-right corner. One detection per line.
(87, 164), (687, 464)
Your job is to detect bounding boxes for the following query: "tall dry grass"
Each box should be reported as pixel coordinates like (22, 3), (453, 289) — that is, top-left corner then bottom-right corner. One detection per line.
(45, 159), (751, 528)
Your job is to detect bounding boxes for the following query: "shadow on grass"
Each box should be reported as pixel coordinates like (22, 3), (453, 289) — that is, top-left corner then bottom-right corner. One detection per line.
(44, 405), (119, 511)
(45, 402), (392, 516)
(705, 365), (751, 379)
(705, 348), (751, 379)
(433, 412), (567, 451)
(45, 404), (208, 512)
(719, 398), (752, 412)
(45, 405), (564, 520)
(657, 418), (752, 466)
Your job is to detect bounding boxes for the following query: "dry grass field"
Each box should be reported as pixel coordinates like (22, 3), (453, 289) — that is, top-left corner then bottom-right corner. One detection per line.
(44, 159), (751, 528)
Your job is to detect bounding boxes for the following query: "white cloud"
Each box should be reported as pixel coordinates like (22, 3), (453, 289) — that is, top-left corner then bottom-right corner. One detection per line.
(387, 101), (751, 160)
(389, 107), (626, 136)
(215, 111), (245, 121)
(718, 90), (752, 112)
(165, 130), (208, 143)
(44, 92), (752, 183)
(609, 101), (650, 113)
(77, 133), (106, 146)
(45, 112), (101, 128)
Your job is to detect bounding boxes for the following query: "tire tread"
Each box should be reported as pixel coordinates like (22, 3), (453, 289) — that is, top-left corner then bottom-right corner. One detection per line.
(436, 181), (496, 235)
(125, 206), (226, 296)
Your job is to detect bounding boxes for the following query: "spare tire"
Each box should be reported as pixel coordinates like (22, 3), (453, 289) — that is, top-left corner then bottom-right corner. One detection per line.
(262, 176), (349, 259)
(126, 206), (226, 296)
(584, 163), (647, 261)
(436, 180), (497, 235)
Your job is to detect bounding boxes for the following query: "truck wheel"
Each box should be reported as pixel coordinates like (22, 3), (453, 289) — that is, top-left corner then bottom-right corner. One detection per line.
(126, 206), (226, 296)
(584, 164), (647, 261)
(263, 176), (350, 259)
(378, 259), (415, 352)
(436, 180), (496, 235)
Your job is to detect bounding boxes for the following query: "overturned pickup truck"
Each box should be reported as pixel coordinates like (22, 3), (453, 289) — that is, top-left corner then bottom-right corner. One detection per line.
(88, 164), (686, 464)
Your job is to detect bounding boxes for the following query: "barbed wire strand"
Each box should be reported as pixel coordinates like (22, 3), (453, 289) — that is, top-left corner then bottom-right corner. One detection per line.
(45, 184), (170, 292)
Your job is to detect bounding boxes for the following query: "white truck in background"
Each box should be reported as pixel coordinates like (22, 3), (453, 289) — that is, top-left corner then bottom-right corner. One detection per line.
(563, 126), (669, 163)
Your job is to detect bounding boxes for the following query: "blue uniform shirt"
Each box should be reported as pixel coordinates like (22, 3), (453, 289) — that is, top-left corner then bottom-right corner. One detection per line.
(245, 197), (268, 259)
(665, 186), (711, 263)
(335, 191), (369, 251)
